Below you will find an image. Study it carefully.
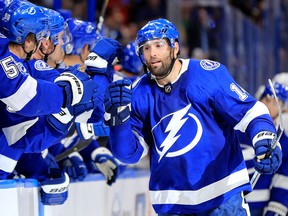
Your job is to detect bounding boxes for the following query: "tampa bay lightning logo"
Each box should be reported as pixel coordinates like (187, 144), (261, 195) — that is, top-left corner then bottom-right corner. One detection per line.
(152, 104), (203, 162)
(34, 60), (53, 71)
(200, 59), (220, 70)
(27, 7), (36, 15)
(16, 62), (28, 75)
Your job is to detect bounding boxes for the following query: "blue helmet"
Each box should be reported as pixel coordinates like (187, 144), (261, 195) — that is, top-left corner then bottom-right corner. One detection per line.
(135, 18), (180, 56)
(65, 18), (99, 55)
(0, 0), (50, 44)
(120, 41), (143, 75)
(39, 7), (69, 46)
(262, 82), (288, 104)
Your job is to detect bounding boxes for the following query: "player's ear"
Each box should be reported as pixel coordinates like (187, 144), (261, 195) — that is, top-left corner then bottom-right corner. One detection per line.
(36, 39), (49, 52)
(173, 41), (179, 58)
(82, 44), (90, 59)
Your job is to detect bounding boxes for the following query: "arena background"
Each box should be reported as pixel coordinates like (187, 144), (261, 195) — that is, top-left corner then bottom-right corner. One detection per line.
(29, 0), (288, 94)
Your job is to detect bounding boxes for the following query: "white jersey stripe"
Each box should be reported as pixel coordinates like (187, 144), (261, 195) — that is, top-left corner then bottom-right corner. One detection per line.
(150, 168), (249, 205)
(234, 101), (270, 132)
(0, 75), (37, 111)
(0, 154), (17, 172)
(2, 117), (38, 145)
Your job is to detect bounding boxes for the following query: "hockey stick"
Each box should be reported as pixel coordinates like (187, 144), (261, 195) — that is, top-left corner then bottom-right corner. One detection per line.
(96, 0), (109, 34)
(249, 79), (284, 190)
(55, 138), (92, 162)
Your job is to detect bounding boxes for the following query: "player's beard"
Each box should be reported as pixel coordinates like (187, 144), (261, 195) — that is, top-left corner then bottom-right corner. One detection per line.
(147, 50), (174, 80)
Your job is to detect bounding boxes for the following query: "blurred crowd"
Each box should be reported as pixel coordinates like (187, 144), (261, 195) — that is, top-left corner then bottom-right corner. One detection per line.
(26, 0), (287, 70)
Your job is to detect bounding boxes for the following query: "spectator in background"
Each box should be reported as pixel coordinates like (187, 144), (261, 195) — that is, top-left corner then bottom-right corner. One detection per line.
(102, 5), (126, 44)
(229, 0), (266, 25)
(132, 0), (167, 27)
(185, 6), (219, 60)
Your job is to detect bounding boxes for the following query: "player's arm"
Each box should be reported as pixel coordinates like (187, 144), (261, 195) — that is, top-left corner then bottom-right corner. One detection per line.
(104, 79), (147, 164)
(212, 65), (281, 175)
(0, 59), (97, 117)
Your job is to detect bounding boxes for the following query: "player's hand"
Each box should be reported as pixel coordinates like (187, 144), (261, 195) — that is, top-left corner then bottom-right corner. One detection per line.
(46, 108), (75, 132)
(92, 121), (110, 136)
(75, 121), (110, 140)
(40, 168), (69, 205)
(55, 67), (97, 107)
(91, 147), (118, 185)
(253, 131), (282, 174)
(104, 79), (132, 126)
(67, 85), (100, 117)
(60, 152), (88, 181)
(85, 37), (121, 75)
(263, 201), (288, 216)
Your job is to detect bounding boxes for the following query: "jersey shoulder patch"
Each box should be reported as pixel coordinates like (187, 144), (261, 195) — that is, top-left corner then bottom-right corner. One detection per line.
(34, 60), (53, 71)
(200, 59), (220, 71)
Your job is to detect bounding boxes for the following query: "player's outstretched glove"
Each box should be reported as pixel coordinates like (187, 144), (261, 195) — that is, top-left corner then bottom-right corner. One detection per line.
(92, 121), (110, 136)
(104, 79), (132, 126)
(59, 152), (88, 182)
(40, 168), (70, 205)
(90, 147), (118, 186)
(263, 201), (288, 216)
(84, 37), (121, 75)
(46, 108), (75, 132)
(75, 121), (110, 140)
(253, 131), (282, 174)
(67, 85), (100, 117)
(55, 67), (97, 107)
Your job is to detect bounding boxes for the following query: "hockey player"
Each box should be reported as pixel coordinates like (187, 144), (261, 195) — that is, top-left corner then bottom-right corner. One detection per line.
(0, 0), (96, 117)
(63, 18), (100, 67)
(0, 4), (89, 205)
(103, 18), (282, 215)
(46, 18), (121, 185)
(73, 41), (145, 184)
(241, 82), (288, 216)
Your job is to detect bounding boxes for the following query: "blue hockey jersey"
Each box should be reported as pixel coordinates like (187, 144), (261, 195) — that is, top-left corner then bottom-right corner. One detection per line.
(0, 35), (64, 116)
(109, 59), (276, 214)
(0, 59), (68, 179)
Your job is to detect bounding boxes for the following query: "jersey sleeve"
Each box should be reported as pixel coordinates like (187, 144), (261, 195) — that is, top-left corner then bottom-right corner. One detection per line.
(211, 65), (276, 138)
(0, 54), (64, 116)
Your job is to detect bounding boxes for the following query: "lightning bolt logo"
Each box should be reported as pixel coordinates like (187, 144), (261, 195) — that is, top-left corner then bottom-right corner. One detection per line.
(154, 104), (203, 162)
(157, 104), (190, 161)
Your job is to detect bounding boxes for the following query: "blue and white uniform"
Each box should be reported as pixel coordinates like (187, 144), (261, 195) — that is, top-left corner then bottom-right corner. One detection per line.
(109, 59), (276, 214)
(0, 59), (67, 179)
(0, 36), (65, 116)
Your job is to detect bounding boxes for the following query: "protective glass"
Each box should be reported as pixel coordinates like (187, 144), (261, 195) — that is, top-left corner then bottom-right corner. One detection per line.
(137, 39), (168, 64)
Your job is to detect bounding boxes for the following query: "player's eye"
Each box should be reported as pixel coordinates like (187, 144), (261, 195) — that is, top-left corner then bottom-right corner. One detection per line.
(143, 45), (150, 51)
(155, 40), (165, 48)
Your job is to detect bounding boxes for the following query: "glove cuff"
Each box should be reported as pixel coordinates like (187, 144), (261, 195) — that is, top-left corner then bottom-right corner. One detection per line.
(85, 52), (108, 72)
(91, 147), (112, 161)
(75, 122), (94, 140)
(55, 72), (84, 106)
(264, 201), (288, 216)
(252, 131), (276, 146)
(104, 105), (130, 127)
(41, 170), (70, 193)
(46, 108), (75, 132)
(68, 152), (84, 160)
